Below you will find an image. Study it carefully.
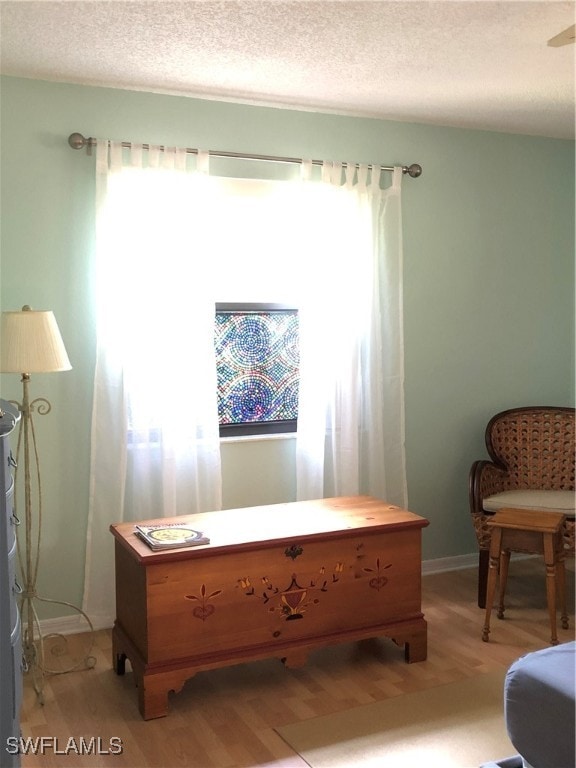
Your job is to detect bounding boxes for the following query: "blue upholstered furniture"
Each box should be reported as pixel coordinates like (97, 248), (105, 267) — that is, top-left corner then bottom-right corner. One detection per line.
(504, 641), (575, 768)
(481, 641), (575, 768)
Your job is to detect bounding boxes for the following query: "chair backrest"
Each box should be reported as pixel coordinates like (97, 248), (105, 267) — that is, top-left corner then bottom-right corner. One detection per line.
(485, 406), (575, 491)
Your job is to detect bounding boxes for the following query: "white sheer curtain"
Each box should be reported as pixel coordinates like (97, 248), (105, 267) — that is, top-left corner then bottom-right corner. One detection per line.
(82, 142), (222, 625)
(296, 163), (407, 507)
(82, 146), (407, 626)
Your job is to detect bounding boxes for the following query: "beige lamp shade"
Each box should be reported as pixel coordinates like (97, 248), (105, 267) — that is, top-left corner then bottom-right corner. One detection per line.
(0, 307), (72, 373)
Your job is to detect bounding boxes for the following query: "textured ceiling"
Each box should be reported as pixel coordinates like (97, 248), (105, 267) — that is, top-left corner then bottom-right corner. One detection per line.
(0, 0), (575, 139)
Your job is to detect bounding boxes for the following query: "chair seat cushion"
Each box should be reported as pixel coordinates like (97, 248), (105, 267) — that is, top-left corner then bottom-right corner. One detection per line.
(483, 489), (575, 515)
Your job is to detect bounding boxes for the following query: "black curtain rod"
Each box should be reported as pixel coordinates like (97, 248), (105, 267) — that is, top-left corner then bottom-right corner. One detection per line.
(67, 132), (422, 178)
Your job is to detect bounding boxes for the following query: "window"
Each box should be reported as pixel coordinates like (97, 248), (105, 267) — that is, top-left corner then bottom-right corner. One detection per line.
(215, 304), (299, 436)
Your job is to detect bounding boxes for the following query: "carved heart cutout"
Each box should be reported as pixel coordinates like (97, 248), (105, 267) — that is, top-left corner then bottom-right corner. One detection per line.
(193, 604), (215, 621)
(369, 576), (388, 590)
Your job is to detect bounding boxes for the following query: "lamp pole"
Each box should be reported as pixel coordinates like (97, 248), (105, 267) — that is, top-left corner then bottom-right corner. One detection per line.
(16, 372), (52, 694)
(1, 306), (96, 704)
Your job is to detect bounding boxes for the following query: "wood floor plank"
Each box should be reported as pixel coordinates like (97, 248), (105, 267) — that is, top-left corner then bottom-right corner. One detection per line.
(19, 558), (575, 767)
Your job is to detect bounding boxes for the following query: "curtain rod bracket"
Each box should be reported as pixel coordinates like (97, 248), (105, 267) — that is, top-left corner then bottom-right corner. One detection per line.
(67, 133), (422, 177)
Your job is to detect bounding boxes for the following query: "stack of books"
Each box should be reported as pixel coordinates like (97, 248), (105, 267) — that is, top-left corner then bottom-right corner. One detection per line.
(135, 523), (210, 551)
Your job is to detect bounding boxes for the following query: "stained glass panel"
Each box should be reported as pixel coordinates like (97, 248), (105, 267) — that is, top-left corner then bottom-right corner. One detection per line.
(214, 307), (299, 431)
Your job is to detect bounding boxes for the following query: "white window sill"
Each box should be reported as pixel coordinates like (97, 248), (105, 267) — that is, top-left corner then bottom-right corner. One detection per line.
(220, 433), (297, 445)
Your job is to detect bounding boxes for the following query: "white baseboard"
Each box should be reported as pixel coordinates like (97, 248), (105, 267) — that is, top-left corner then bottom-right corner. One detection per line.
(422, 551), (539, 576)
(37, 613), (115, 637)
(421, 552), (478, 575)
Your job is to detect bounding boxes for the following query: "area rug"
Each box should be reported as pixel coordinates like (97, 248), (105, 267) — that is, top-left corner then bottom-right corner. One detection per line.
(276, 671), (516, 768)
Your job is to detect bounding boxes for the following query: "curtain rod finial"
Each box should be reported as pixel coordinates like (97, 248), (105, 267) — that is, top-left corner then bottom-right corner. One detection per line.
(68, 132), (87, 150)
(404, 164), (422, 178)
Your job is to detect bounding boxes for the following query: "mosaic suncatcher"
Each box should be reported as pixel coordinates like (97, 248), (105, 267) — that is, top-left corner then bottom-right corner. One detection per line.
(214, 309), (299, 425)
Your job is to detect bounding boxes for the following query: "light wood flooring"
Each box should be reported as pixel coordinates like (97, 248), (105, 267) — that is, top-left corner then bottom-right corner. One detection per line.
(19, 558), (575, 768)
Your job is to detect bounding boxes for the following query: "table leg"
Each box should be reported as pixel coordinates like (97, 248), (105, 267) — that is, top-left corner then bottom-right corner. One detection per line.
(403, 628), (427, 662)
(543, 533), (558, 645)
(137, 668), (197, 720)
(556, 544), (569, 630)
(138, 675), (170, 721)
(112, 625), (126, 675)
(281, 649), (309, 669)
(482, 528), (502, 642)
(497, 549), (511, 619)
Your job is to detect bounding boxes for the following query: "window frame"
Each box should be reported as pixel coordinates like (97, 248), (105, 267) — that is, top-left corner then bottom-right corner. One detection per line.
(215, 302), (299, 438)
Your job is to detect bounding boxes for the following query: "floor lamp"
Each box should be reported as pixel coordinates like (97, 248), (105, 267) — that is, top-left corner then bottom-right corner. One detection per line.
(0, 305), (95, 703)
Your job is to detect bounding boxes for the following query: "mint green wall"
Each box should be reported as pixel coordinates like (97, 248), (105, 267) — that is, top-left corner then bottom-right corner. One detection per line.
(1, 77), (574, 618)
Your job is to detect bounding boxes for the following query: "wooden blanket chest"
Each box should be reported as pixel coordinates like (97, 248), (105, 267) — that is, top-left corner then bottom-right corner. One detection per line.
(110, 496), (429, 719)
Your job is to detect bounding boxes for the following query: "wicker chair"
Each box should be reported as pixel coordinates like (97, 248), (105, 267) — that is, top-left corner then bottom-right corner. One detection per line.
(469, 406), (575, 608)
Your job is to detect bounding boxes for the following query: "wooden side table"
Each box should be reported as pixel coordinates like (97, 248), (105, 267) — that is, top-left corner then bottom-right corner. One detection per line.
(482, 508), (569, 645)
